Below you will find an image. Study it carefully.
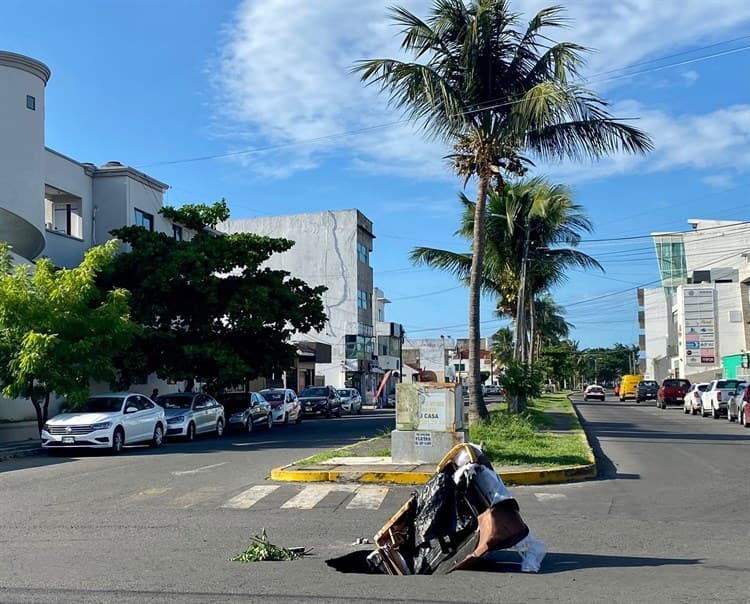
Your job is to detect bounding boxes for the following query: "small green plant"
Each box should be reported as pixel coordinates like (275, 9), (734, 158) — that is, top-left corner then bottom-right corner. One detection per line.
(231, 529), (308, 562)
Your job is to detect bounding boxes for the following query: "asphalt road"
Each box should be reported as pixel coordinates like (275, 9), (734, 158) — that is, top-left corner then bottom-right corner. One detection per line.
(1, 396), (749, 603)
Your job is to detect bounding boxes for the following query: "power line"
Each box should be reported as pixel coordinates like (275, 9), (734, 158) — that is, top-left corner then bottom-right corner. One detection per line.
(133, 36), (750, 169)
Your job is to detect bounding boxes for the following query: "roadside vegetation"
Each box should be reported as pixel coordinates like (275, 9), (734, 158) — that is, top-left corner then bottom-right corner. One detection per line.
(470, 393), (591, 468)
(296, 393), (591, 470)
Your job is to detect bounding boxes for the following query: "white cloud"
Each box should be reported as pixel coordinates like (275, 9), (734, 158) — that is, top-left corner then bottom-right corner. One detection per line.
(212, 0), (750, 182)
(681, 70), (700, 85)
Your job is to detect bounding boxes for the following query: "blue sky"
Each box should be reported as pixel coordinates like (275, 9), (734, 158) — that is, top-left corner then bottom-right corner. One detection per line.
(2, 1), (749, 351)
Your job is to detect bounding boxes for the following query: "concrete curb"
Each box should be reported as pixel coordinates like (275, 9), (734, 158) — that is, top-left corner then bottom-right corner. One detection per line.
(271, 395), (599, 486)
(269, 462), (598, 485)
(0, 444), (43, 461)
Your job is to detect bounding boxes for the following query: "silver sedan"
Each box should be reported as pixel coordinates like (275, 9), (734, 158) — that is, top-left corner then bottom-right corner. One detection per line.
(155, 392), (225, 441)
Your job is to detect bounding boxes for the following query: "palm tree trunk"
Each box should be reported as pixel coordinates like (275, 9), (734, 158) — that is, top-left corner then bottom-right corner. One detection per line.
(514, 222), (531, 364)
(467, 175), (491, 424)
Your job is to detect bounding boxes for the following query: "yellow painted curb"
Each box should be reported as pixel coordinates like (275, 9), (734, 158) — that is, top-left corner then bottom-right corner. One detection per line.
(270, 462), (598, 485)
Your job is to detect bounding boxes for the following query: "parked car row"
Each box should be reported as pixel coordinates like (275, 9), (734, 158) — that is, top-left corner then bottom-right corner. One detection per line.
(40, 384), (365, 455)
(680, 378), (750, 426)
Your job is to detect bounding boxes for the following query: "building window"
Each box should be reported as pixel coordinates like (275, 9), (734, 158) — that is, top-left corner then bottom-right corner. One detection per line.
(44, 185), (83, 239)
(357, 289), (369, 310)
(173, 224), (183, 241)
(26, 95), (35, 110)
(134, 208), (154, 231)
(357, 242), (369, 264)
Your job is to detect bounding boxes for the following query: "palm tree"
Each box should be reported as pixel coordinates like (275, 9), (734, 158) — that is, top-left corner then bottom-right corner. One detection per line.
(355, 0), (652, 423)
(490, 325), (514, 368)
(531, 293), (571, 361)
(411, 178), (600, 372)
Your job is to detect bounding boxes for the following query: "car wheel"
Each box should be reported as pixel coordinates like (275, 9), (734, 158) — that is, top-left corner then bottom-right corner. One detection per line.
(111, 427), (125, 455)
(683, 405), (689, 415)
(728, 409), (735, 422)
(325, 404), (332, 418)
(151, 424), (164, 448)
(742, 409), (749, 428)
(283, 412), (289, 426)
(335, 405), (342, 418)
(246, 418), (254, 434)
(357, 403), (362, 415)
(712, 405), (719, 419)
(186, 422), (196, 442)
(215, 419), (224, 437)
(295, 410), (302, 424)
(266, 414), (273, 430)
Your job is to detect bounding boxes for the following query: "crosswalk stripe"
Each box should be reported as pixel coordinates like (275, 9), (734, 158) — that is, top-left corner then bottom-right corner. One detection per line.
(346, 485), (389, 510)
(170, 487), (220, 508)
(280, 484), (357, 509)
(221, 485), (280, 509)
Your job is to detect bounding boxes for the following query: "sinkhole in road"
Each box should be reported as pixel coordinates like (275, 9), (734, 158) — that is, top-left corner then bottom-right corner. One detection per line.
(326, 550), (380, 574)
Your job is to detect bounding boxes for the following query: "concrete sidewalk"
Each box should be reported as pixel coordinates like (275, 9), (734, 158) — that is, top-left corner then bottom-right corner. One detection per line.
(0, 421), (42, 460)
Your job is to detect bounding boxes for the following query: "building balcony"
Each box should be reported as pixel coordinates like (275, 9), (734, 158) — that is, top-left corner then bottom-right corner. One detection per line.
(0, 206), (45, 260)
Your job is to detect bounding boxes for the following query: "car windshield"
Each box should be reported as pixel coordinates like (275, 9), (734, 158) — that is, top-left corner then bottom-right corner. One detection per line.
(81, 397), (125, 413)
(157, 395), (193, 409)
(217, 394), (250, 414)
(719, 379), (742, 389)
(338, 389), (352, 397)
(663, 380), (688, 388)
(301, 387), (328, 397)
(641, 381), (657, 387)
(261, 391), (284, 402)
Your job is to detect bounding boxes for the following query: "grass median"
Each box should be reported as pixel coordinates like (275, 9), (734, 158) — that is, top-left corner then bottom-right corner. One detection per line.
(296, 392), (592, 469)
(471, 392), (592, 468)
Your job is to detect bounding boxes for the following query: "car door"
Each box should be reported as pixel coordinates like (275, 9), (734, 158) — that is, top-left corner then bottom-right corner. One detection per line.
(136, 396), (159, 442)
(123, 395), (147, 442)
(250, 393), (264, 425)
(285, 390), (297, 419)
(192, 395), (209, 433)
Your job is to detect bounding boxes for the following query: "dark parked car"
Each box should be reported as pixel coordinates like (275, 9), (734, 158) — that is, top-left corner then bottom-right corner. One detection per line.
(636, 380), (659, 403)
(299, 385), (342, 418)
(215, 392), (273, 434)
(656, 378), (691, 409)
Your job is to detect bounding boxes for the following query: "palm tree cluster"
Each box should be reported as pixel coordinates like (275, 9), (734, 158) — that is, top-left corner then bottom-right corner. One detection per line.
(356, 0), (652, 423)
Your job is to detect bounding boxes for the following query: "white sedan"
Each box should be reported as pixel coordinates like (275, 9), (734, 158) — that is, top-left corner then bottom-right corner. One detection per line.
(41, 392), (166, 454)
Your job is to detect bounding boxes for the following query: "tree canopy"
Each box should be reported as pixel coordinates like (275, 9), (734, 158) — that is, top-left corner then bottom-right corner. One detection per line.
(356, 0), (652, 424)
(0, 240), (136, 433)
(101, 202), (327, 392)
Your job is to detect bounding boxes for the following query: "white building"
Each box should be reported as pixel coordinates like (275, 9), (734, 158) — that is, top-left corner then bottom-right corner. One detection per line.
(0, 50), (194, 421)
(640, 219), (750, 383)
(219, 210), (386, 403)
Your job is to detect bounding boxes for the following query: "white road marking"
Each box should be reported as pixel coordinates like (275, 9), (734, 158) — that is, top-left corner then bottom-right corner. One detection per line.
(280, 484), (357, 509)
(221, 485), (280, 509)
(346, 486), (389, 510)
(534, 493), (567, 502)
(171, 462), (227, 476)
(170, 487), (220, 508)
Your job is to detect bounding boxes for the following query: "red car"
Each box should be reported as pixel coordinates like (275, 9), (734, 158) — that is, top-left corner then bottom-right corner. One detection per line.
(656, 378), (691, 409)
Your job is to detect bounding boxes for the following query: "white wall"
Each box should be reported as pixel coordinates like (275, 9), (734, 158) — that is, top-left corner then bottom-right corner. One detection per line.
(0, 51), (49, 260)
(219, 209), (371, 385)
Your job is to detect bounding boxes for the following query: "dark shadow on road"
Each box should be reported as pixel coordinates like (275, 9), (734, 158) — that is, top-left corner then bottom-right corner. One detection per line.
(325, 549), (702, 575)
(0, 449), (74, 473)
(458, 551), (702, 574)
(570, 401), (641, 481)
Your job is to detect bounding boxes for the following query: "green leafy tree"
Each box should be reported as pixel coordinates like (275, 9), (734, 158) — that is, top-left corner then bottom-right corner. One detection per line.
(356, 0), (652, 424)
(0, 241), (136, 434)
(101, 202), (327, 392)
